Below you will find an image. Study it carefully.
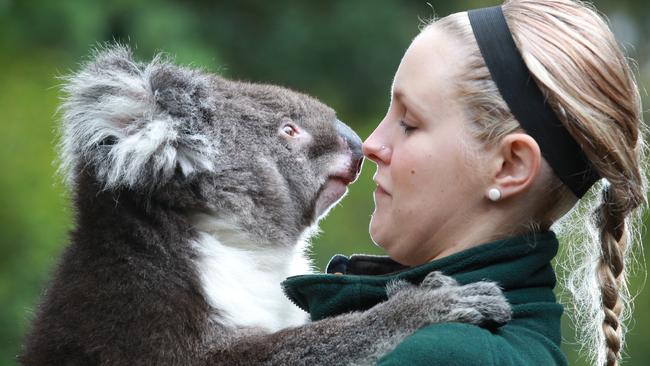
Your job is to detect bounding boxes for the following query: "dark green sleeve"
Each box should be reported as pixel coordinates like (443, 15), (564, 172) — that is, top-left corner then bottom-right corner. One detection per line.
(377, 323), (496, 366)
(377, 322), (567, 366)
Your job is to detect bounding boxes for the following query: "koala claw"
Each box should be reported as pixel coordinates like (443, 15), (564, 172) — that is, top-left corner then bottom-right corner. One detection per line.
(456, 280), (504, 298)
(420, 271), (459, 289)
(385, 279), (415, 298)
(451, 282), (512, 327)
(383, 271), (512, 330)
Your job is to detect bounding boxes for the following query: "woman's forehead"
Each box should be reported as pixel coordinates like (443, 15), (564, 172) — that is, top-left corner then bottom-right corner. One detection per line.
(392, 25), (465, 115)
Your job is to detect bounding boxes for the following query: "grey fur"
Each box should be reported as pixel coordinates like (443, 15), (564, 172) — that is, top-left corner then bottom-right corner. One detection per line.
(19, 45), (512, 366)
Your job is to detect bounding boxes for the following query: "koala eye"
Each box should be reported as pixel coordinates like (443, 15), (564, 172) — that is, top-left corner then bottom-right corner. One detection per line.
(281, 123), (299, 137)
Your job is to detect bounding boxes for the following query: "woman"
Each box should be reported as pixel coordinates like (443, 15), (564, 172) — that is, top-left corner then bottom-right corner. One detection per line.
(282, 0), (647, 365)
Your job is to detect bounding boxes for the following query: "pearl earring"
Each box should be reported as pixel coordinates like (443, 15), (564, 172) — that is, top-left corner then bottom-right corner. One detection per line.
(380, 145), (387, 150)
(488, 188), (501, 201)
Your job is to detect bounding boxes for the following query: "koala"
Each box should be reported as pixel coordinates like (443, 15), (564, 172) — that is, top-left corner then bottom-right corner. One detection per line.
(18, 45), (511, 366)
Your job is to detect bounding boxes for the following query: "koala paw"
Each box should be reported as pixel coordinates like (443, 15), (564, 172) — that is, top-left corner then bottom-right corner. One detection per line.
(385, 279), (415, 298)
(383, 272), (512, 330)
(386, 271), (459, 299)
(444, 281), (512, 327)
(420, 271), (459, 289)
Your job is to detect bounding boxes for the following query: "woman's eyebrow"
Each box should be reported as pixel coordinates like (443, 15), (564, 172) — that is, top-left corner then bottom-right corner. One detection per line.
(393, 89), (427, 122)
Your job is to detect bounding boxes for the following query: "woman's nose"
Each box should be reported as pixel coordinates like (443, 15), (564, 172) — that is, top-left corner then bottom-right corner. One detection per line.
(362, 135), (391, 165)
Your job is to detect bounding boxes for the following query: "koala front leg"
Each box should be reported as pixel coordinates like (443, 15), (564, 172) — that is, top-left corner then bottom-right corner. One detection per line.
(207, 272), (511, 366)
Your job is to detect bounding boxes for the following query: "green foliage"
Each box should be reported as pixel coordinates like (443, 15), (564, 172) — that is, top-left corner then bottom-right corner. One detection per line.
(0, 52), (72, 364)
(1, 1), (649, 365)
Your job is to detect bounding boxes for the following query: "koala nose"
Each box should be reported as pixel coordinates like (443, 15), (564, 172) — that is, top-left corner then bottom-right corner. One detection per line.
(335, 119), (364, 175)
(335, 119), (363, 158)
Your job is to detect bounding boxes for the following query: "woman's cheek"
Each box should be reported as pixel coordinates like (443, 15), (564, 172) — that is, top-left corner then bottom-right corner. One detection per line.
(392, 151), (422, 194)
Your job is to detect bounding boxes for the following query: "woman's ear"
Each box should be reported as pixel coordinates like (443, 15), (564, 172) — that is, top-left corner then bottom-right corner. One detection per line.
(488, 133), (541, 201)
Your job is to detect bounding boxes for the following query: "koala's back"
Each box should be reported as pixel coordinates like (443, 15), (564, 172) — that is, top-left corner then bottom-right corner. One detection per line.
(19, 185), (215, 365)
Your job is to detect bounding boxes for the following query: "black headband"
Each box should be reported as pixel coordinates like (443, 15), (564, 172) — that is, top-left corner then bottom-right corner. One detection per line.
(467, 5), (600, 198)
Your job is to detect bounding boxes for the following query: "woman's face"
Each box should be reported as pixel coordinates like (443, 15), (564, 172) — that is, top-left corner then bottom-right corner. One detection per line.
(363, 25), (488, 266)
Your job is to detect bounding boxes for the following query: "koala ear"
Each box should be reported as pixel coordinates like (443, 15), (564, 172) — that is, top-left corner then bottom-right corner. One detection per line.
(59, 44), (216, 191)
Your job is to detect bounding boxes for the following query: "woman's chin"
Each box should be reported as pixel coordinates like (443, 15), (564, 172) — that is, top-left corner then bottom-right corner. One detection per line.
(370, 221), (411, 265)
(369, 216), (389, 248)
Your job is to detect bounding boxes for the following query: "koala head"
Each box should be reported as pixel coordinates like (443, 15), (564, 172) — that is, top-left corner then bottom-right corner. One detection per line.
(60, 45), (363, 245)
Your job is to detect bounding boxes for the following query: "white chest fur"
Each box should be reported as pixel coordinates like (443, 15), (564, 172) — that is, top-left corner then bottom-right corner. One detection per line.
(190, 216), (312, 332)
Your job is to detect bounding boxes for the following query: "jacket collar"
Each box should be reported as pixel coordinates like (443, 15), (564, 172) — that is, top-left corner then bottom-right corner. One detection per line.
(282, 230), (559, 321)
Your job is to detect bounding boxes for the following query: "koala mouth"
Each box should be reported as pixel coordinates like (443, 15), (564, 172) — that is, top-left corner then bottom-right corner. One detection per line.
(313, 173), (357, 220)
(312, 154), (363, 220)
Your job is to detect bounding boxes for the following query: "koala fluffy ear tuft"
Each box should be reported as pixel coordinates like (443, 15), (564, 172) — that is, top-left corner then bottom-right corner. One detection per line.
(59, 44), (216, 191)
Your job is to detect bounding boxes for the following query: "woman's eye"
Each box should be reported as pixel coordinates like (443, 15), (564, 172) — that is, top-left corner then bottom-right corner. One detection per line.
(399, 120), (416, 133)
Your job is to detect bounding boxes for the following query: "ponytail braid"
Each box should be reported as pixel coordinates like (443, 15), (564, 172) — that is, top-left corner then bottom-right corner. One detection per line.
(595, 185), (631, 365)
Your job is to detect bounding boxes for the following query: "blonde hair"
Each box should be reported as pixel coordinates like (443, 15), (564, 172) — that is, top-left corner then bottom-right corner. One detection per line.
(428, 1), (648, 365)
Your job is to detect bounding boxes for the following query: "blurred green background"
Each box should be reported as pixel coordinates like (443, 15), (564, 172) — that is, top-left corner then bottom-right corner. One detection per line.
(1, 0), (649, 365)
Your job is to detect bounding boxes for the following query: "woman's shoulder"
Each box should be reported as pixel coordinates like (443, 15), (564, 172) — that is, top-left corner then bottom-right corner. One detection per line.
(376, 319), (567, 366)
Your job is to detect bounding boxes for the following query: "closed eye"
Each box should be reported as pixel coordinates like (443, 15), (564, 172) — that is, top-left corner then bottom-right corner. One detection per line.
(399, 120), (416, 133)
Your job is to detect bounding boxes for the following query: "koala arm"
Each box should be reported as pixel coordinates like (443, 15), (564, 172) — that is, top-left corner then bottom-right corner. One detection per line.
(206, 272), (511, 366)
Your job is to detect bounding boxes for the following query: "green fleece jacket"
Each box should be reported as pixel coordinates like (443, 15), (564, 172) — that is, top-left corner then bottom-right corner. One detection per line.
(281, 230), (567, 365)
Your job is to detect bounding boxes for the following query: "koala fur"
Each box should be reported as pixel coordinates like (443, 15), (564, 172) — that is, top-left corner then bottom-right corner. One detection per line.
(18, 45), (511, 366)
